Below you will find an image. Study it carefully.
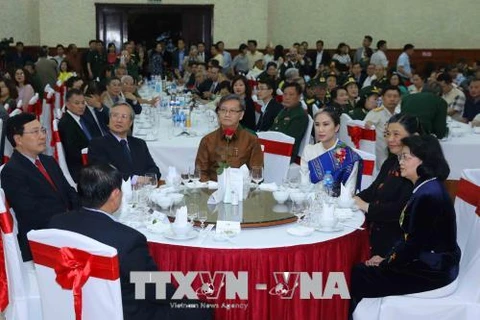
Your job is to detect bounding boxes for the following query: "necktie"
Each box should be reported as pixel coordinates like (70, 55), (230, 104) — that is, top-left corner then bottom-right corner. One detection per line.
(210, 82), (217, 93)
(35, 159), (57, 190)
(79, 117), (92, 141)
(120, 139), (133, 166)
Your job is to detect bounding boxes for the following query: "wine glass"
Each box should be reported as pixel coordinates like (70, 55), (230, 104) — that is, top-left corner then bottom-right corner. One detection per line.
(144, 173), (158, 190)
(187, 202), (199, 226)
(251, 166), (264, 191)
(180, 167), (190, 191)
(292, 199), (305, 224)
(198, 210), (208, 231)
(190, 166), (201, 186)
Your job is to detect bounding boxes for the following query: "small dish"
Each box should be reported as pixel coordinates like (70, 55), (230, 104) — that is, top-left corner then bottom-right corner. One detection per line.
(163, 229), (198, 241)
(287, 225), (314, 237)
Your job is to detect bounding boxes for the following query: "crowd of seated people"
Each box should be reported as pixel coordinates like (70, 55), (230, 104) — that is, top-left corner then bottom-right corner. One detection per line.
(0, 35), (478, 318)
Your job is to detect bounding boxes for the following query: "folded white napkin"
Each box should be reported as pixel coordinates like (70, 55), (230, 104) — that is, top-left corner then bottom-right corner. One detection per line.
(122, 177), (132, 201)
(258, 182), (278, 192)
(165, 166), (179, 186)
(339, 183), (352, 203)
(207, 181), (218, 189)
(174, 206), (188, 226)
(208, 190), (222, 204)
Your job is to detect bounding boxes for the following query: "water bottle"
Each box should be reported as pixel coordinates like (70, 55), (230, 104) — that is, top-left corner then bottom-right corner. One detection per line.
(179, 111), (186, 129)
(323, 171), (334, 197)
(155, 79), (162, 93)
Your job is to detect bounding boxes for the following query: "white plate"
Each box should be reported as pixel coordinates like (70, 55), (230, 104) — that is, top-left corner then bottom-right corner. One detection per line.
(335, 208), (354, 220)
(163, 229), (199, 241)
(287, 226), (314, 237)
(316, 225), (344, 232)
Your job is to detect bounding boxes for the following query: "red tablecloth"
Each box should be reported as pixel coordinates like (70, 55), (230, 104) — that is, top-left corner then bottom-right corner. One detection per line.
(148, 229), (370, 320)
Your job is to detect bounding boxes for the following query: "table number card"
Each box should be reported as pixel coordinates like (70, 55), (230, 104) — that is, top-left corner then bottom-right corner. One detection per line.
(216, 220), (241, 236)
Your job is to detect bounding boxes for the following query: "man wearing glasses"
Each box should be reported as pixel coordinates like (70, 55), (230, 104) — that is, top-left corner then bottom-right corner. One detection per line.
(195, 94), (263, 181)
(88, 102), (160, 181)
(1, 113), (79, 261)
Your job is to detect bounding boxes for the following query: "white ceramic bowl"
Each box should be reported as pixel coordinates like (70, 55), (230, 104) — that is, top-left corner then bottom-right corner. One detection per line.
(319, 216), (338, 228)
(272, 191), (289, 204)
(290, 192), (307, 203)
(156, 196), (173, 210)
(169, 193), (184, 205)
(171, 223), (192, 236)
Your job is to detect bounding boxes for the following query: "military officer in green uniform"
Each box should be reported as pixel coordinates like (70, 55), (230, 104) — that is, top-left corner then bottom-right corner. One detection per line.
(364, 85), (401, 169)
(343, 77), (360, 112)
(349, 86), (380, 120)
(270, 82), (309, 162)
(400, 83), (447, 138)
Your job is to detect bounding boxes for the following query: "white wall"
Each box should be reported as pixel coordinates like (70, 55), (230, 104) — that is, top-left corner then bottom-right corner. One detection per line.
(270, 0), (480, 49)
(1, 0), (40, 45)
(1, 0), (479, 49)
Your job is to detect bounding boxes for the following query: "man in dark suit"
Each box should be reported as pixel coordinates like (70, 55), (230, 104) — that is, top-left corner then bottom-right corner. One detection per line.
(171, 38), (187, 74)
(197, 65), (221, 100)
(1, 113), (78, 261)
(196, 42), (211, 64)
(256, 78), (283, 131)
(49, 164), (212, 320)
(59, 89), (99, 182)
(309, 40), (331, 77)
(88, 102), (160, 181)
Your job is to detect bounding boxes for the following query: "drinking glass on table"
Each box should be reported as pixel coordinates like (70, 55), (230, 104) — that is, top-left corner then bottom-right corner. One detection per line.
(292, 199), (305, 224)
(187, 202), (199, 226)
(190, 166), (201, 186)
(251, 166), (264, 191)
(198, 210), (208, 231)
(180, 168), (190, 191)
(144, 173), (158, 191)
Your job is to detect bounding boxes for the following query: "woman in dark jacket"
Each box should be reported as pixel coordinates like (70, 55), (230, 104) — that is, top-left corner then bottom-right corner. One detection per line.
(231, 75), (256, 131)
(354, 114), (422, 256)
(351, 135), (461, 312)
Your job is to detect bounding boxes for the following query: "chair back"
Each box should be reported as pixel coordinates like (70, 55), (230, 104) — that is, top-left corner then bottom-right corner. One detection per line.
(27, 229), (123, 320)
(297, 114), (314, 157)
(339, 113), (354, 148)
(454, 169), (480, 301)
(52, 119), (76, 189)
(258, 131), (294, 184)
(352, 148), (376, 191)
(347, 120), (376, 155)
(81, 148), (88, 166)
(0, 189), (42, 320)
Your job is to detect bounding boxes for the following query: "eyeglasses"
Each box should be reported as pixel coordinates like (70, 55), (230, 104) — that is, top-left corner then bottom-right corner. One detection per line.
(218, 109), (243, 115)
(397, 153), (416, 162)
(110, 113), (130, 120)
(23, 127), (47, 136)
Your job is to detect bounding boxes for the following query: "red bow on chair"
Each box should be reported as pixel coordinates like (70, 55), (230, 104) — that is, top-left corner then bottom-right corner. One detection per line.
(347, 126), (363, 149)
(347, 125), (376, 149)
(55, 247), (92, 320)
(457, 178), (480, 217)
(28, 242), (120, 320)
(0, 204), (14, 312)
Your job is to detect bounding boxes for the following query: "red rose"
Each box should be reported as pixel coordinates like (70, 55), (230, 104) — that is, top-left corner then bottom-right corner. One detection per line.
(223, 128), (236, 140)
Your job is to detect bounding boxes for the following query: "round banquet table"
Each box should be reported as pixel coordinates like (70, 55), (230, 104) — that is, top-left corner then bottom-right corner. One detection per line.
(136, 190), (370, 320)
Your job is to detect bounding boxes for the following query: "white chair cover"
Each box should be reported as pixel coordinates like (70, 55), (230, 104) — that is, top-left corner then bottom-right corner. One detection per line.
(352, 148), (376, 191)
(339, 113), (354, 148)
(347, 119), (376, 155)
(257, 131), (294, 185)
(354, 168), (480, 320)
(0, 189), (42, 320)
(297, 114), (314, 157)
(52, 119), (76, 189)
(40, 98), (54, 156)
(27, 229), (123, 320)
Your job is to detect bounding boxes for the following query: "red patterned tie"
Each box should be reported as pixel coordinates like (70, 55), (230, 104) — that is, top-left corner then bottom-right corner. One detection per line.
(35, 159), (57, 191)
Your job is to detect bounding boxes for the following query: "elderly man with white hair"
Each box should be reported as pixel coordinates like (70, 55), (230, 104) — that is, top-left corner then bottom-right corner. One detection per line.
(120, 75), (142, 114)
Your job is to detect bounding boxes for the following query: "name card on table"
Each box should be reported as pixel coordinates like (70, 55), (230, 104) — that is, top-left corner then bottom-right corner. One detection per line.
(216, 220), (241, 237)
